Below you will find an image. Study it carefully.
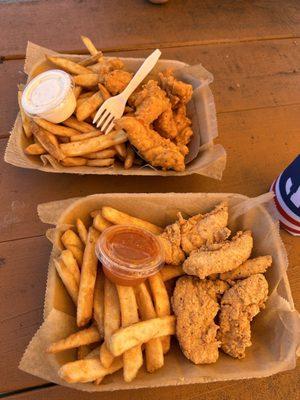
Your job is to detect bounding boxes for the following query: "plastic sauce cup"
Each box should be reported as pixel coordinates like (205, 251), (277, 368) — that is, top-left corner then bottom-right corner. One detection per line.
(95, 225), (165, 286)
(21, 69), (76, 123)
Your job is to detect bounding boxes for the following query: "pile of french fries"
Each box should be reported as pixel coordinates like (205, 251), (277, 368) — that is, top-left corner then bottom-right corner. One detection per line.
(48, 206), (185, 384)
(19, 36), (139, 170)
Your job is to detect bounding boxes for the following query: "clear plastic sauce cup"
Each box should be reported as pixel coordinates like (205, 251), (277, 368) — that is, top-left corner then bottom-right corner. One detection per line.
(95, 225), (165, 286)
(21, 69), (76, 123)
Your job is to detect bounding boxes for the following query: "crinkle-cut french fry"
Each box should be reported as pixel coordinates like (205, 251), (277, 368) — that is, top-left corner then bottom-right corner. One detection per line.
(93, 213), (113, 232)
(25, 143), (46, 155)
(76, 91), (103, 121)
(60, 249), (81, 283)
(124, 145), (135, 169)
(86, 158), (115, 167)
(93, 270), (105, 337)
(160, 265), (185, 282)
(149, 272), (171, 353)
(61, 229), (84, 250)
(58, 356), (123, 384)
(114, 143), (127, 159)
(70, 130), (102, 142)
(61, 157), (87, 167)
(76, 218), (88, 245)
(54, 259), (78, 304)
(108, 316), (176, 357)
(74, 74), (100, 88)
(47, 325), (100, 353)
(84, 149), (117, 159)
(34, 118), (79, 137)
(18, 91), (32, 138)
(77, 227), (100, 327)
(78, 52), (103, 66)
(46, 55), (92, 75)
(77, 344), (92, 360)
(81, 35), (98, 56)
(73, 86), (82, 99)
(32, 124), (65, 161)
(60, 130), (127, 157)
(98, 83), (111, 100)
(102, 206), (163, 235)
(135, 283), (164, 373)
(63, 116), (94, 133)
(116, 285), (143, 382)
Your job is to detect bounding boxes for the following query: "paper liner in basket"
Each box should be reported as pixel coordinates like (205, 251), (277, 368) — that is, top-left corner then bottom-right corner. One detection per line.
(19, 192), (300, 392)
(5, 42), (226, 178)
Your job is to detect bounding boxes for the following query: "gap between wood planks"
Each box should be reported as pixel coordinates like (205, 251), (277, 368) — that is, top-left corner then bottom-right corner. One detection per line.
(0, 383), (55, 399)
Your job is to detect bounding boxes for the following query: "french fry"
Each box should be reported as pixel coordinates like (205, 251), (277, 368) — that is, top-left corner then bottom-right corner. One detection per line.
(86, 158), (114, 167)
(17, 91), (32, 137)
(98, 83), (111, 100)
(160, 265), (185, 282)
(84, 149), (117, 159)
(114, 143), (127, 159)
(70, 130), (101, 142)
(54, 259), (79, 304)
(93, 270), (105, 337)
(78, 52), (103, 66)
(77, 345), (92, 360)
(84, 346), (101, 359)
(24, 143), (46, 155)
(99, 342), (114, 369)
(60, 249), (81, 284)
(46, 55), (92, 75)
(81, 35), (98, 56)
(34, 118), (79, 137)
(60, 130), (127, 157)
(76, 91), (103, 121)
(77, 227), (100, 327)
(135, 283), (164, 373)
(76, 218), (88, 244)
(124, 145), (135, 169)
(61, 157), (87, 167)
(78, 91), (95, 99)
(93, 213), (113, 232)
(73, 74), (100, 88)
(61, 229), (84, 250)
(47, 325), (101, 354)
(63, 116), (94, 133)
(149, 273), (171, 353)
(108, 316), (175, 357)
(58, 357), (123, 384)
(116, 285), (143, 382)
(73, 86), (82, 99)
(102, 206), (163, 235)
(32, 124), (65, 161)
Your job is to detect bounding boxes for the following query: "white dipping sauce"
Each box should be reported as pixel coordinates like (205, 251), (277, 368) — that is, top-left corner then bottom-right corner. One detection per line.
(22, 69), (76, 123)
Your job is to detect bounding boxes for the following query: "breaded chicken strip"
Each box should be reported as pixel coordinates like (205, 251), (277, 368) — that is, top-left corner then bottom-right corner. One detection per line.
(103, 70), (133, 95)
(178, 202), (230, 254)
(220, 255), (272, 282)
(174, 126), (193, 156)
(158, 222), (186, 266)
(183, 231), (253, 279)
(199, 279), (229, 301)
(173, 103), (191, 133)
(89, 58), (124, 77)
(172, 276), (222, 364)
(218, 274), (268, 359)
(159, 69), (193, 108)
(133, 80), (170, 124)
(153, 108), (178, 139)
(115, 117), (185, 172)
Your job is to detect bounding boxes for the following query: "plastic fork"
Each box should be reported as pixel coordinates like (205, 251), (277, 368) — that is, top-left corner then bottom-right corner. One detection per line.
(93, 49), (161, 134)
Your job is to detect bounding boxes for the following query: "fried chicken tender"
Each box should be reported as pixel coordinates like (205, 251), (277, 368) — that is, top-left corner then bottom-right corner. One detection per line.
(103, 70), (133, 95)
(158, 222), (186, 265)
(220, 255), (272, 282)
(115, 117), (185, 172)
(178, 202), (230, 254)
(90, 58), (124, 77)
(174, 126), (193, 156)
(173, 103), (191, 133)
(153, 108), (178, 139)
(218, 274), (268, 359)
(133, 80), (171, 124)
(172, 276), (221, 364)
(159, 69), (193, 108)
(183, 231), (253, 279)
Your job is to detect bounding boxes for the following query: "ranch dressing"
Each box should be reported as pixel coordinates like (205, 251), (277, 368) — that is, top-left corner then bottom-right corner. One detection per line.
(22, 69), (76, 123)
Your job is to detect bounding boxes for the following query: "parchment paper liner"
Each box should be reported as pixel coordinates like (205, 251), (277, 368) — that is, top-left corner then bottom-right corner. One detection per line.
(19, 193), (300, 392)
(5, 42), (226, 178)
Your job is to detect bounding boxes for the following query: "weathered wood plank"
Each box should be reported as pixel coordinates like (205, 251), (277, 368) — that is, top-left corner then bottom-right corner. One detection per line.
(1, 0), (300, 57)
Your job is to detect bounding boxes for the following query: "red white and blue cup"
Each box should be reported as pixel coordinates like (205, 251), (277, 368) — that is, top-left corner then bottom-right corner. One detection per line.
(270, 155), (300, 236)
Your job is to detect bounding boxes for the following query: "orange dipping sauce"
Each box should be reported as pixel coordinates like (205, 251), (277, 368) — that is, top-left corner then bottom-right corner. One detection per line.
(95, 225), (165, 286)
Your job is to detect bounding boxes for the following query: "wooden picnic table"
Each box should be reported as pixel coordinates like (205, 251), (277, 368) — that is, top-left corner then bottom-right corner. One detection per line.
(0, 0), (299, 398)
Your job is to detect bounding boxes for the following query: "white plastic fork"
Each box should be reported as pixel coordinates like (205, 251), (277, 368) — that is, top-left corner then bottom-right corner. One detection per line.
(93, 49), (161, 134)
